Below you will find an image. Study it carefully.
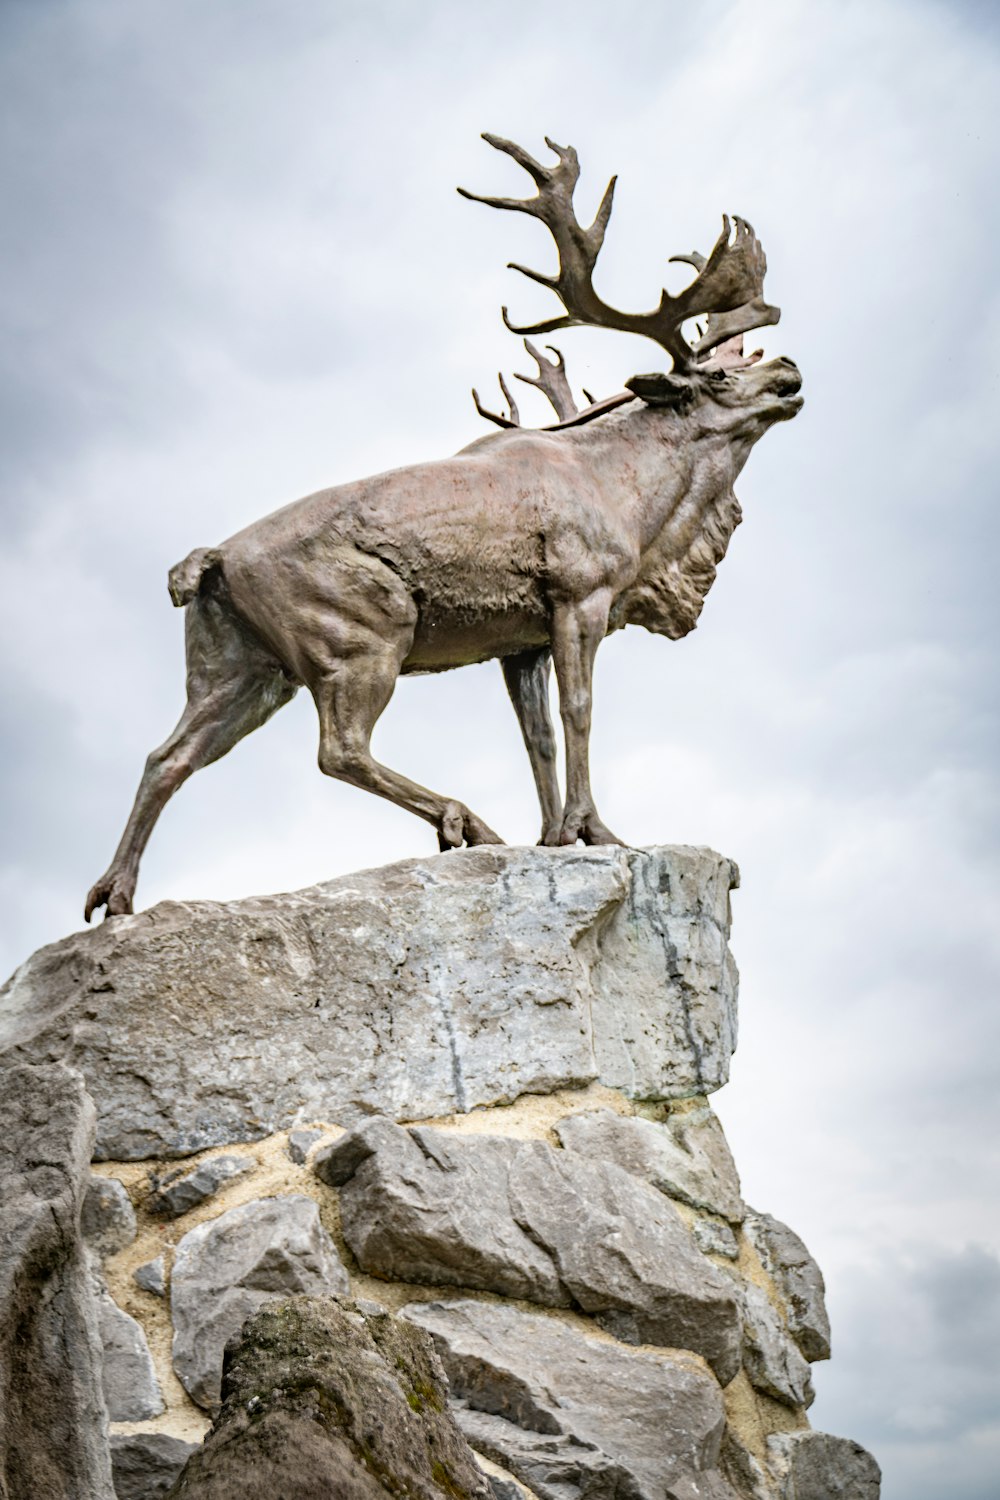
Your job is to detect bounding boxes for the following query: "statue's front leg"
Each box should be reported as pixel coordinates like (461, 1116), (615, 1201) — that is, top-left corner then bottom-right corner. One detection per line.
(548, 592), (624, 848)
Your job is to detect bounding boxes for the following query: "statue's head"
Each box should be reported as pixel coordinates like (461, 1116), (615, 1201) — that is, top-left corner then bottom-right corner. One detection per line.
(625, 355), (803, 445)
(462, 134), (802, 439)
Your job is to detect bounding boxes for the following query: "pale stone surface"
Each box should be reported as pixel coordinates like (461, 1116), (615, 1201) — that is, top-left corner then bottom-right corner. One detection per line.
(148, 1154), (255, 1218)
(739, 1282), (814, 1410)
(0, 845), (738, 1159)
(134, 1255), (167, 1297)
(693, 1218), (740, 1259)
(170, 1193), (350, 1411)
(110, 1432), (198, 1500)
(402, 1298), (740, 1500)
(81, 1173), (137, 1258)
(168, 1296), (492, 1500)
(0, 1062), (114, 1500)
(745, 1211), (831, 1363)
(95, 1280), (163, 1421)
(555, 1102), (745, 1222)
(323, 1119), (741, 1382)
(767, 1432), (881, 1498)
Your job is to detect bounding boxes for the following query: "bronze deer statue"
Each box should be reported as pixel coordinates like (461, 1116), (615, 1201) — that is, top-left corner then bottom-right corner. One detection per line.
(85, 134), (802, 921)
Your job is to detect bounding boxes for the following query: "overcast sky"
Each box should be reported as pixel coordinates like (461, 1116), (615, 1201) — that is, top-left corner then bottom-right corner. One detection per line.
(1, 3), (998, 1495)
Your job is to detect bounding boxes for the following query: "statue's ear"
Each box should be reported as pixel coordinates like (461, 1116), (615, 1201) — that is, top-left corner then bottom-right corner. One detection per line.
(626, 371), (694, 409)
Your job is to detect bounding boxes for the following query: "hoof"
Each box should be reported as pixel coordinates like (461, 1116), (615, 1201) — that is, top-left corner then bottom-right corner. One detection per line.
(551, 813), (625, 848)
(437, 801), (504, 851)
(84, 876), (134, 923)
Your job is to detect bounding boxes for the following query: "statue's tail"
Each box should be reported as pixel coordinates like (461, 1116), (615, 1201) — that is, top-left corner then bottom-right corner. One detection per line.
(167, 547), (222, 606)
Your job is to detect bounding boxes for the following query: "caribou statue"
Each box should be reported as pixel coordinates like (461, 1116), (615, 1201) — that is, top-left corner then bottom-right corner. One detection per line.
(85, 134), (802, 921)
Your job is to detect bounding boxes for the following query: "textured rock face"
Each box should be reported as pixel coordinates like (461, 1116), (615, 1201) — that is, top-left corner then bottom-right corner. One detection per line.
(166, 1296), (493, 1500)
(0, 845), (738, 1159)
(0, 1062), (114, 1500)
(170, 1193), (350, 1410)
(403, 1298), (738, 1500)
(320, 1119), (741, 1382)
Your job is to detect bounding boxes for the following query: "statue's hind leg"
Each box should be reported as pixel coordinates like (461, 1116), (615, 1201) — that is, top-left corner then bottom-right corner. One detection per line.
(85, 591), (296, 921)
(307, 612), (503, 851)
(502, 648), (562, 844)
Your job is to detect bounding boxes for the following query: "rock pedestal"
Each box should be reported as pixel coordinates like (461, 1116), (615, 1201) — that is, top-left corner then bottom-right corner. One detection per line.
(0, 845), (880, 1500)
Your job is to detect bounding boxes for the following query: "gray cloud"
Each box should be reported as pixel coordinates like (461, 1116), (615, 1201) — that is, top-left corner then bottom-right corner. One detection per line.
(813, 1244), (1000, 1499)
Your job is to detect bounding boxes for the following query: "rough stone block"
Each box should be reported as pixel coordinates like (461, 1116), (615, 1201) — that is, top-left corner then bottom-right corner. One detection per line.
(555, 1103), (744, 1222)
(325, 1120), (741, 1382)
(134, 1255), (167, 1297)
(110, 1432), (198, 1500)
(96, 1280), (163, 1421)
(739, 1282), (814, 1409)
(170, 1193), (350, 1411)
(402, 1298), (739, 1500)
(81, 1173), (137, 1258)
(745, 1211), (831, 1362)
(0, 1061), (114, 1500)
(148, 1154), (255, 1218)
(693, 1218), (740, 1259)
(0, 845), (739, 1159)
(286, 1128), (323, 1164)
(166, 1296), (492, 1500)
(767, 1431), (881, 1498)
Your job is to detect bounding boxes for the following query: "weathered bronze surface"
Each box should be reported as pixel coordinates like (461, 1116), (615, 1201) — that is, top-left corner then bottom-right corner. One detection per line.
(85, 135), (802, 921)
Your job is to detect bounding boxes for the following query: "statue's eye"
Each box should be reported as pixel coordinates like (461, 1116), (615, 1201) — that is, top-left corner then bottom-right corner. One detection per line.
(707, 369), (728, 383)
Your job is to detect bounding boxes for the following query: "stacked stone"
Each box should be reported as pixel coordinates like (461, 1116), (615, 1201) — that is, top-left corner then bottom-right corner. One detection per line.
(0, 846), (881, 1500)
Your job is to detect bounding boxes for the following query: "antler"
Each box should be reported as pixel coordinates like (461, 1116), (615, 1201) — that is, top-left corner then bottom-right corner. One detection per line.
(459, 134), (781, 373)
(472, 338), (582, 428)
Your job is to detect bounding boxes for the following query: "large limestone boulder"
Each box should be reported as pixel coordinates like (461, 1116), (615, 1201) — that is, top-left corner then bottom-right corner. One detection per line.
(403, 1298), (740, 1500)
(0, 1062), (114, 1500)
(0, 845), (738, 1159)
(318, 1118), (741, 1382)
(165, 1296), (493, 1500)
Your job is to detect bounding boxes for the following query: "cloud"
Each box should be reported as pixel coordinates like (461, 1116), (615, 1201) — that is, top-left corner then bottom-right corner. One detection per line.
(811, 1244), (1000, 1500)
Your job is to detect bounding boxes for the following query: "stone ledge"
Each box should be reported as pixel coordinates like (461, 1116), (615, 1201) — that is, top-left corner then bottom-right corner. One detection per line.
(0, 845), (738, 1160)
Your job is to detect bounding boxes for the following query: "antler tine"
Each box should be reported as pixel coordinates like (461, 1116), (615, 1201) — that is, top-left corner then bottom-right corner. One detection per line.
(513, 339), (578, 421)
(669, 250), (707, 272)
(471, 372), (521, 430)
